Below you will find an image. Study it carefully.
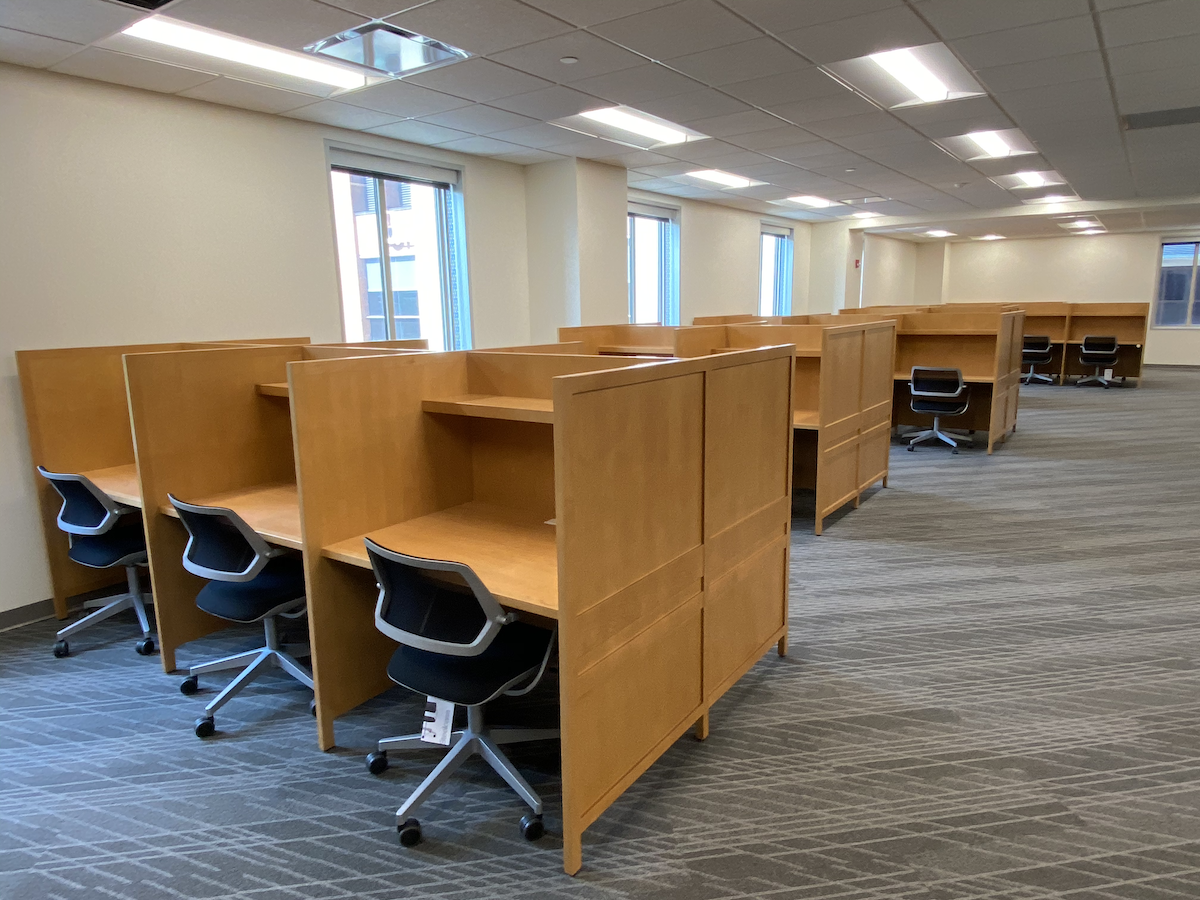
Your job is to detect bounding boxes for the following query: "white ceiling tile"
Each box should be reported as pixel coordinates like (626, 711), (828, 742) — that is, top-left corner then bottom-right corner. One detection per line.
(1114, 65), (1200, 113)
(765, 140), (842, 161)
(776, 6), (938, 65)
(386, 0), (573, 55)
(636, 88), (752, 122)
(0, 0), (144, 44)
(719, 0), (904, 34)
(519, 0), (680, 27)
(912, 0), (1089, 39)
(487, 122), (582, 148)
(172, 0), (365, 51)
(319, 1), (432, 16)
(732, 124), (823, 151)
(177, 76), (314, 113)
(284, 100), (402, 129)
(657, 138), (747, 162)
(492, 147), (570, 164)
(488, 30), (645, 81)
(362, 118), (475, 144)
(805, 110), (897, 138)
(664, 38), (807, 86)
(733, 159), (808, 177)
(975, 51), (1106, 92)
(591, 0), (760, 60)
(636, 161), (713, 177)
(49, 47), (218, 94)
(600, 149), (680, 167)
(769, 92), (880, 124)
(0, 26), (81, 68)
(996, 78), (1113, 114)
(722, 67), (845, 108)
(892, 95), (1008, 130)
(839, 128), (931, 151)
(418, 103), (540, 134)
(403, 58), (553, 103)
(679, 149), (776, 169)
(681, 108), (783, 137)
(544, 133), (638, 156)
(1010, 99), (1117, 129)
(950, 17), (1098, 68)
(566, 63), (699, 105)
(340, 80), (472, 117)
(1107, 34), (1200, 75)
(1101, 0), (1200, 47)
(430, 135), (529, 155)
(487, 85), (604, 120)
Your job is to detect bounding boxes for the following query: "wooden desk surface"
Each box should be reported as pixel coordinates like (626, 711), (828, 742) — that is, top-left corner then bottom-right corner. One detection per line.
(422, 395), (553, 424)
(83, 463), (142, 508)
(323, 501), (558, 620)
(257, 382), (289, 397)
(793, 410), (819, 430)
(160, 482), (303, 550)
(894, 373), (995, 384)
(597, 344), (674, 356)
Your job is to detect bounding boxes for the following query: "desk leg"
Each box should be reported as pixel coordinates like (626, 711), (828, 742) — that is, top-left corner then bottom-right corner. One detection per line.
(694, 711), (709, 741)
(564, 827), (582, 876)
(814, 517), (823, 536)
(161, 645), (177, 673)
(882, 475), (889, 488)
(317, 706), (335, 751)
(778, 634), (788, 657)
(852, 494), (861, 509)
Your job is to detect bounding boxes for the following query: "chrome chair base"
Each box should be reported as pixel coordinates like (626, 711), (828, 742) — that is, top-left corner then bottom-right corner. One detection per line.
(378, 704), (559, 823)
(56, 565), (153, 643)
(1077, 367), (1118, 388)
(908, 416), (973, 451)
(1021, 368), (1055, 385)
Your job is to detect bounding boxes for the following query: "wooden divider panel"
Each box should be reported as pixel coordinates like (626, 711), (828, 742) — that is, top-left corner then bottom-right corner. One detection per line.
(816, 327), (865, 529)
(125, 345), (305, 671)
(691, 314), (778, 325)
(558, 324), (678, 354)
(858, 321), (897, 494)
(17, 342), (198, 616)
(673, 325), (730, 357)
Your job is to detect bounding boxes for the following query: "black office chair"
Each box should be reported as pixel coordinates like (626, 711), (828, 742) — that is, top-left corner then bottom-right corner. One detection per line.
(169, 495), (313, 738)
(1077, 335), (1120, 387)
(38, 467), (155, 658)
(363, 539), (558, 848)
(1021, 336), (1056, 384)
(906, 367), (973, 453)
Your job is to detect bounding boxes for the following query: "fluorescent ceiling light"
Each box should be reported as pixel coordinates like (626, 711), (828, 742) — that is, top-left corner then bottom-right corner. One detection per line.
(1082, 229), (1106, 235)
(925, 229), (955, 238)
(966, 130), (1012, 158)
(306, 22), (467, 78)
(977, 234), (1006, 240)
(1016, 171), (1047, 188)
(687, 169), (760, 188)
(852, 212), (882, 219)
(869, 48), (950, 103)
(789, 195), (835, 208)
(579, 107), (688, 145)
(1064, 219), (1097, 228)
(123, 17), (367, 89)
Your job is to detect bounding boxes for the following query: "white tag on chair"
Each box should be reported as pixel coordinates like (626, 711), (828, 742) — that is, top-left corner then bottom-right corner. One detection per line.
(1104, 368), (1114, 380)
(421, 697), (454, 745)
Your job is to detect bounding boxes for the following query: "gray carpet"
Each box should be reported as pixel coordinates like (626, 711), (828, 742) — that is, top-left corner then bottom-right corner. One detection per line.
(3, 368), (1200, 899)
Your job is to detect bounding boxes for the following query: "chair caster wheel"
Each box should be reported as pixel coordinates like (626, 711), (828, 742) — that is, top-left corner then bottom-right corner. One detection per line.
(906, 445), (914, 452)
(194, 716), (215, 738)
(135, 637), (155, 656)
(366, 751), (389, 775)
(180, 676), (199, 695)
(398, 818), (421, 847)
(952, 449), (959, 455)
(520, 814), (545, 841)
(309, 698), (317, 717)
(53, 640), (69, 658)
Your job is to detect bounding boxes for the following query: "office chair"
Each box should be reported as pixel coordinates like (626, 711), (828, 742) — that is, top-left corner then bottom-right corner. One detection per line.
(38, 467), (155, 658)
(1021, 335), (1056, 384)
(906, 367), (973, 453)
(363, 539), (558, 847)
(1077, 335), (1120, 388)
(169, 495), (313, 738)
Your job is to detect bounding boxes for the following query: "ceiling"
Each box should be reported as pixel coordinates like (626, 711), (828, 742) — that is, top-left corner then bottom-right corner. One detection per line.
(3, 0), (1200, 240)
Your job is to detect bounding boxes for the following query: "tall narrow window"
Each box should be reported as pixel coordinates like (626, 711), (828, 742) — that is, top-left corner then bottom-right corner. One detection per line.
(627, 203), (680, 325)
(759, 225), (794, 316)
(1155, 242), (1200, 328)
(330, 167), (470, 349)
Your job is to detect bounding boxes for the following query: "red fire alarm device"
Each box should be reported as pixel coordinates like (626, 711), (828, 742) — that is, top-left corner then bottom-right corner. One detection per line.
(855, 259), (861, 269)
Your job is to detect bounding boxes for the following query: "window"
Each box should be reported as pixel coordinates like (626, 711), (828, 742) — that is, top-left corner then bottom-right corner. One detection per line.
(330, 165), (470, 349)
(1155, 242), (1200, 328)
(759, 225), (794, 316)
(627, 203), (680, 325)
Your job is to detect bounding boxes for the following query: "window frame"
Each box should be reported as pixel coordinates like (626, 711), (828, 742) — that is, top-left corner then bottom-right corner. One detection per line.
(627, 201), (680, 326)
(759, 223), (794, 317)
(326, 144), (471, 349)
(1153, 240), (1200, 330)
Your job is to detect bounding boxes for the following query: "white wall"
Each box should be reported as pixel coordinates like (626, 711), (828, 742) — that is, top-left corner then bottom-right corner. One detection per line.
(809, 220), (852, 313)
(678, 199), (762, 322)
(914, 242), (948, 305)
(861, 234), (917, 306)
(0, 63), (532, 614)
(575, 160), (628, 326)
(524, 159), (579, 343)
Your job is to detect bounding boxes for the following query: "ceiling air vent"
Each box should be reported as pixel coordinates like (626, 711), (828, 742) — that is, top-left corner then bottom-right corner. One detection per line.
(1122, 107), (1200, 130)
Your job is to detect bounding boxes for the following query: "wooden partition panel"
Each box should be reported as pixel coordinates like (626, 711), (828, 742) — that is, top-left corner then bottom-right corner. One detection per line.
(691, 314), (778, 325)
(558, 324), (678, 355)
(673, 325), (731, 357)
(17, 342), (204, 617)
(1066, 302), (1150, 344)
(816, 327), (865, 531)
(1019, 302), (1072, 342)
(125, 345), (305, 671)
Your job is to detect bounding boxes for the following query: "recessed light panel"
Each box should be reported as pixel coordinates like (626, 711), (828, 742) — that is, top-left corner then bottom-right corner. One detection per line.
(687, 170), (763, 188)
(992, 170), (1066, 191)
(973, 234), (1006, 241)
(939, 128), (1037, 162)
(788, 195), (836, 208)
(925, 229), (955, 238)
(550, 106), (709, 150)
(306, 22), (468, 78)
(825, 43), (984, 109)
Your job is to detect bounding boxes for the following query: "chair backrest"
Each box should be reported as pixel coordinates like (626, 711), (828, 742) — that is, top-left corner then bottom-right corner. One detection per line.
(365, 538), (513, 658)
(168, 495), (276, 582)
(1081, 335), (1119, 354)
(1023, 335), (1052, 352)
(37, 466), (125, 535)
(910, 367), (965, 398)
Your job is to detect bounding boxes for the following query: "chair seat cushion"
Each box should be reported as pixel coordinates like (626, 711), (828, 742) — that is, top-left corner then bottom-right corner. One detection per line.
(912, 399), (969, 416)
(387, 621), (554, 707)
(68, 518), (146, 569)
(195, 556), (306, 623)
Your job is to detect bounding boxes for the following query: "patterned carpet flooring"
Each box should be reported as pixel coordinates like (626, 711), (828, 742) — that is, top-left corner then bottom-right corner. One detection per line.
(3, 369), (1200, 899)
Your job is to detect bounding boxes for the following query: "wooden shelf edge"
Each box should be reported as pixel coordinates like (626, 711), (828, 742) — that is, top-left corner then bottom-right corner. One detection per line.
(422, 395), (554, 424)
(257, 382), (289, 398)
